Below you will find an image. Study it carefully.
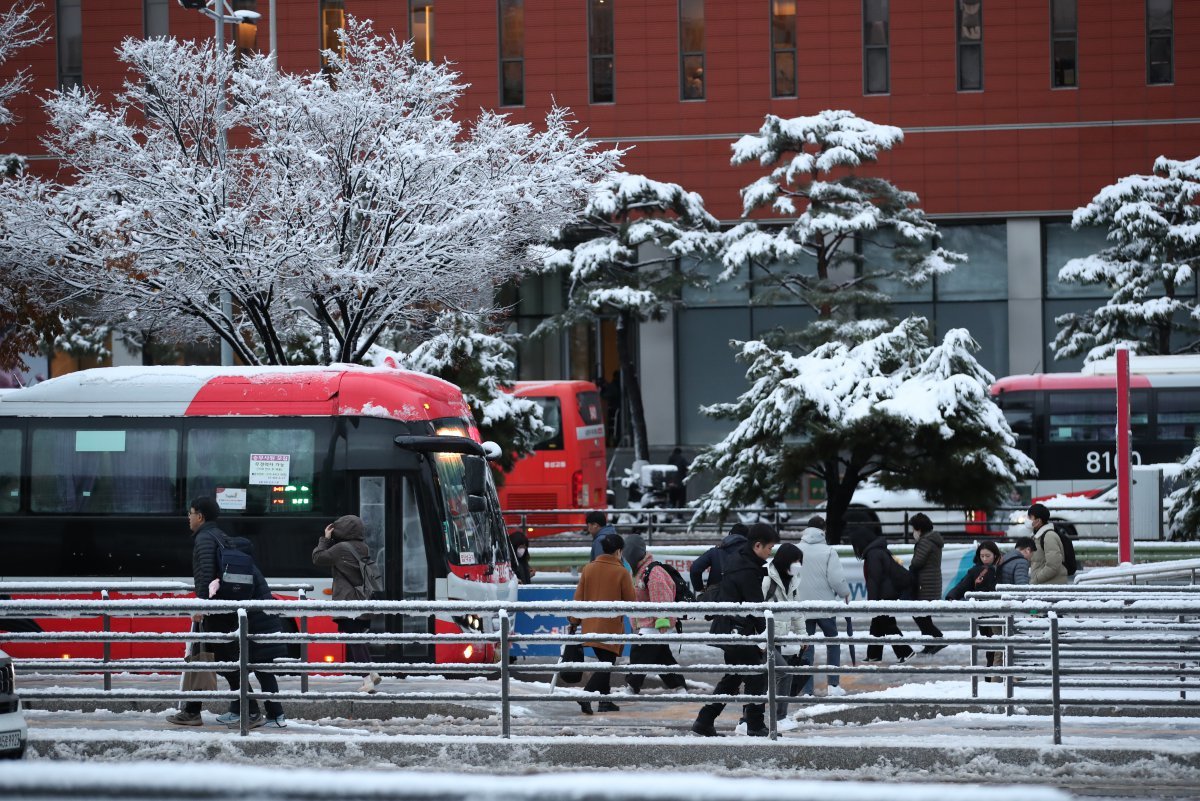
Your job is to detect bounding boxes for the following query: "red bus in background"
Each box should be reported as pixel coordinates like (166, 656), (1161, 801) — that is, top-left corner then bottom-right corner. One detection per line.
(499, 381), (607, 538)
(0, 366), (516, 666)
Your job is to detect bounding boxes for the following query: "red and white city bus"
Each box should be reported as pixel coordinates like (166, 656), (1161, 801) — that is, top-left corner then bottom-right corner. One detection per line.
(0, 365), (516, 665)
(497, 380), (607, 538)
(991, 355), (1200, 499)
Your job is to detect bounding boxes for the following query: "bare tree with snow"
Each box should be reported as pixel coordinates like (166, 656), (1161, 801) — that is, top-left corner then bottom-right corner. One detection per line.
(0, 2), (43, 129)
(1053, 155), (1200, 363)
(691, 318), (1036, 543)
(0, 19), (618, 365)
(722, 110), (964, 348)
(537, 172), (720, 461)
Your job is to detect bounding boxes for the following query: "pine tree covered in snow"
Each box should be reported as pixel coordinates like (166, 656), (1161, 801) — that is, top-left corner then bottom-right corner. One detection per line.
(368, 312), (550, 479)
(1053, 156), (1200, 363)
(0, 19), (617, 365)
(723, 110), (964, 348)
(691, 318), (1036, 542)
(1168, 446), (1200, 541)
(538, 172), (720, 460)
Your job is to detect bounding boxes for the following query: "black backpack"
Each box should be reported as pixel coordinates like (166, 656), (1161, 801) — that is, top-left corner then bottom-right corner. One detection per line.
(1047, 528), (1079, 576)
(641, 561), (696, 603)
(886, 553), (915, 599)
(350, 550), (384, 601)
(212, 534), (257, 601)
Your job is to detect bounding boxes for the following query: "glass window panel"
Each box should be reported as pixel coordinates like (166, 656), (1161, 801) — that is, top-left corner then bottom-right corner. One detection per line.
(864, 0), (888, 40)
(1051, 0), (1076, 31)
(0, 429), (20, 514)
(500, 0), (524, 57)
(864, 229), (934, 303)
(1147, 0), (1172, 31)
(321, 0), (347, 72)
(1148, 37), (1173, 83)
(681, 0), (704, 51)
(432, 452), (503, 568)
(1053, 39), (1077, 87)
(1044, 222), (1113, 299)
(501, 61), (524, 106)
(57, 0), (82, 89)
(589, 0), (614, 55)
(32, 426), (178, 513)
(772, 0), (796, 46)
(997, 390), (1035, 451)
(773, 51), (796, 97)
(865, 48), (888, 94)
(958, 44), (982, 90)
(529, 397), (564, 450)
(750, 304), (819, 341)
(143, 0), (169, 38)
(591, 57), (614, 103)
(1044, 298), (1094, 372)
(186, 426), (316, 514)
(677, 308), (751, 445)
(958, 0), (983, 40)
(682, 54), (705, 99)
(682, 256), (749, 307)
(410, 0), (434, 62)
(934, 301), (1009, 377)
(1047, 390), (1149, 442)
(935, 224), (1007, 300)
(231, 0), (258, 61)
(1157, 390), (1200, 440)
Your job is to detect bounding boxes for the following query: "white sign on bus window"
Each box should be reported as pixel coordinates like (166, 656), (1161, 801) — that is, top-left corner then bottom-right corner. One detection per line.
(248, 453), (290, 485)
(216, 487), (247, 510)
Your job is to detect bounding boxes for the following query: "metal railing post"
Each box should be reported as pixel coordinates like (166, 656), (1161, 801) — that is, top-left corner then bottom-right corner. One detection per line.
(238, 609), (250, 737)
(765, 611), (777, 740)
(499, 610), (511, 738)
(298, 588), (309, 694)
(1004, 614), (1015, 715)
(101, 589), (112, 692)
(1049, 612), (1062, 746)
(969, 617), (979, 698)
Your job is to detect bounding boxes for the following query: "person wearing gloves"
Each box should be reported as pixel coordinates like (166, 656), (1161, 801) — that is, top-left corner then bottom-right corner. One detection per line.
(624, 534), (687, 694)
(312, 514), (380, 694)
(762, 542), (805, 723)
(795, 516), (851, 697)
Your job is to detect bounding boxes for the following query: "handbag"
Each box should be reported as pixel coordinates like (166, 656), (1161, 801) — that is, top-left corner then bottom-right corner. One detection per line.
(557, 625), (585, 685)
(181, 622), (218, 693)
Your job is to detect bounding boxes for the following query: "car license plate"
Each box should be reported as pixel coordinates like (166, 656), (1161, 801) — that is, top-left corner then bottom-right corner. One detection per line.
(0, 730), (21, 751)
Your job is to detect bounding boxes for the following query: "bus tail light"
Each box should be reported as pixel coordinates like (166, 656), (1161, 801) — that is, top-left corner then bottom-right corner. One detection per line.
(463, 645), (474, 660)
(572, 470), (585, 507)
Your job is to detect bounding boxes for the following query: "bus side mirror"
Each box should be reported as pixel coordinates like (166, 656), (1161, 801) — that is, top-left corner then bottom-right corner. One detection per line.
(463, 454), (487, 497)
(481, 441), (502, 461)
(467, 495), (487, 514)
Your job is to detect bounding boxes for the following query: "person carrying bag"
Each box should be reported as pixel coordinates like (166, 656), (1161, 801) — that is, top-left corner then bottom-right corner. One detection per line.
(180, 620), (217, 694)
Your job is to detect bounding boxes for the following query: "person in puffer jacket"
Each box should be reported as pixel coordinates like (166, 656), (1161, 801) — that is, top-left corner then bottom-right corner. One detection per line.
(313, 515), (380, 694)
(624, 535), (686, 694)
(762, 542), (805, 720)
(907, 513), (946, 654)
(795, 517), (850, 696)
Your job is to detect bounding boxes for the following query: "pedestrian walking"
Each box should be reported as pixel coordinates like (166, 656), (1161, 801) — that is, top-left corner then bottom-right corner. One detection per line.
(691, 522), (780, 737)
(312, 514), (381, 694)
(689, 522), (748, 593)
(907, 513), (946, 654)
(849, 525), (914, 664)
(166, 496), (287, 729)
(1027, 503), (1069, 585)
(569, 532), (636, 714)
(624, 534), (686, 694)
(586, 511), (619, 562)
(795, 516), (850, 697)
(666, 447), (689, 510)
(509, 530), (536, 585)
(762, 542), (805, 722)
(945, 540), (1003, 678)
(997, 536), (1034, 586)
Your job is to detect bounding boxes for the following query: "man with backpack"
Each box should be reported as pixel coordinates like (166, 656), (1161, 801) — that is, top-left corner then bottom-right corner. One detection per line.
(166, 496), (287, 729)
(623, 535), (687, 695)
(313, 515), (382, 693)
(1027, 503), (1070, 585)
(689, 523), (748, 593)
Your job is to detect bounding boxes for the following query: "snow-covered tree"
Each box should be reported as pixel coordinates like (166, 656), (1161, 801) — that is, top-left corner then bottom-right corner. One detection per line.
(0, 19), (618, 365)
(0, 2), (43, 128)
(367, 312), (550, 479)
(722, 110), (964, 348)
(1168, 447), (1200, 541)
(1053, 155), (1200, 363)
(537, 172), (720, 460)
(691, 318), (1037, 542)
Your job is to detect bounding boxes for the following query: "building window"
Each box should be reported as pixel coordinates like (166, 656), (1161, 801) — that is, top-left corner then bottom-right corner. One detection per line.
(679, 0), (704, 100)
(56, 0), (82, 89)
(410, 0), (434, 62)
(1050, 0), (1076, 88)
(771, 0), (796, 97)
(957, 0), (983, 91)
(862, 0), (888, 95)
(588, 0), (614, 103)
(231, 0), (258, 62)
(1146, 0), (1173, 85)
(499, 0), (524, 106)
(320, 0), (346, 74)
(143, 0), (169, 39)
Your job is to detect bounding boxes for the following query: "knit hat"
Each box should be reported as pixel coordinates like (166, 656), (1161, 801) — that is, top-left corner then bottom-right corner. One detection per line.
(623, 534), (647, 570)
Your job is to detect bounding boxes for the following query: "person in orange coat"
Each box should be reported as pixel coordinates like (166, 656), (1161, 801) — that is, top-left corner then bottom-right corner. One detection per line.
(569, 532), (635, 715)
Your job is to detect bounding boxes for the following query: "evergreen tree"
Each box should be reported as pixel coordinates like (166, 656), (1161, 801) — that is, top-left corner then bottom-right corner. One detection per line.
(1053, 155), (1200, 363)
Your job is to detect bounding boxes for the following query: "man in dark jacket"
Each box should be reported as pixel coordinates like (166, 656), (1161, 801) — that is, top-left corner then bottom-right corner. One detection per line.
(586, 511), (619, 561)
(166, 496), (287, 729)
(997, 536), (1034, 585)
(849, 525), (914, 664)
(907, 513), (946, 654)
(691, 522), (780, 737)
(689, 523), (749, 592)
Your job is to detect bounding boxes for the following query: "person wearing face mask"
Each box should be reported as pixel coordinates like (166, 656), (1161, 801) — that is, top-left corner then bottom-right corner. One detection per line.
(509, 531), (535, 585)
(795, 516), (850, 697)
(946, 540), (1003, 679)
(761, 542), (805, 724)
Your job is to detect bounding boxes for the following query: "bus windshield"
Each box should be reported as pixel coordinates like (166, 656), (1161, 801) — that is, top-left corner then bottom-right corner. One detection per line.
(430, 451), (506, 567)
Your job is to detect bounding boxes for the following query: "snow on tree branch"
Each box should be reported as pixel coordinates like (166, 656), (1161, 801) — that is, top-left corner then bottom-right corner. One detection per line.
(0, 2), (44, 130)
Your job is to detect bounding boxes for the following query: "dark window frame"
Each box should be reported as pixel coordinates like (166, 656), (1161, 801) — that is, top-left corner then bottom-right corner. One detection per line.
(862, 0), (889, 95)
(320, 0), (347, 75)
(588, 0), (615, 104)
(956, 0), (983, 91)
(143, 0), (170, 39)
(498, 0), (525, 106)
(1049, 0), (1077, 88)
(679, 0), (705, 101)
(771, 0), (797, 98)
(56, 0), (83, 90)
(1146, 0), (1173, 85)
(409, 0), (435, 63)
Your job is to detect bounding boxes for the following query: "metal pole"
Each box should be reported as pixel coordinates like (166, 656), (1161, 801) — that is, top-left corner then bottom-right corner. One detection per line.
(1004, 614), (1014, 715)
(1049, 612), (1062, 745)
(212, 3), (234, 367)
(969, 617), (979, 698)
(101, 590), (111, 692)
(298, 588), (309, 694)
(268, 0), (276, 67)
(1117, 347), (1132, 563)
(238, 609), (250, 737)
(499, 610), (511, 738)
(765, 611), (777, 740)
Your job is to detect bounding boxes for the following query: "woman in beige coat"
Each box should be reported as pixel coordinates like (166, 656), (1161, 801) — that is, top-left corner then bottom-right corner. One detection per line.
(569, 532), (635, 714)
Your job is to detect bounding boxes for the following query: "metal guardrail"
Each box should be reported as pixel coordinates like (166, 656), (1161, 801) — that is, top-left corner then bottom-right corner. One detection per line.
(1072, 559), (1200, 585)
(3, 590), (1199, 744)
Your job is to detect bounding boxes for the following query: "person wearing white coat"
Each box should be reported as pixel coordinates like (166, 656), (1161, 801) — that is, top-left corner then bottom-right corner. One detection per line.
(761, 543), (805, 721)
(794, 520), (851, 696)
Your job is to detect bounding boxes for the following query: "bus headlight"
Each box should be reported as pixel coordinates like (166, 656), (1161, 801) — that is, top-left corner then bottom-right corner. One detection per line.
(455, 614), (483, 632)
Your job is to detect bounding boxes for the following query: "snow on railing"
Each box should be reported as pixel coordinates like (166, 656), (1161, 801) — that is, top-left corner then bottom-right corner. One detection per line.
(1073, 558), (1200, 584)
